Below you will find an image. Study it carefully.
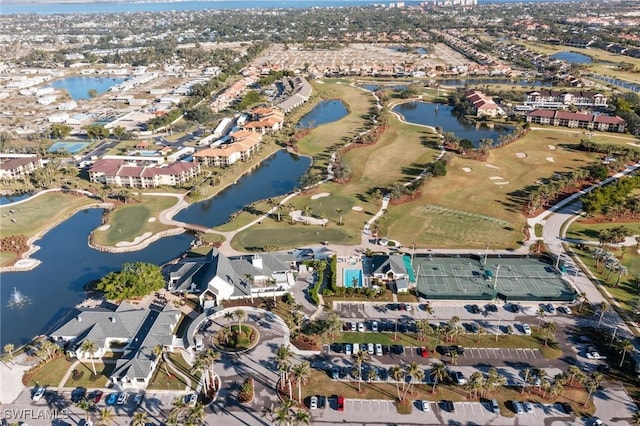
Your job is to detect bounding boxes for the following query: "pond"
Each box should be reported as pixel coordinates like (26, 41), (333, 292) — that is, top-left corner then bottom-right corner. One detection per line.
(1, 209), (193, 347)
(361, 84), (409, 93)
(550, 51), (592, 64)
(437, 78), (547, 87)
(175, 150), (311, 228)
(0, 193), (33, 205)
(393, 101), (513, 146)
(48, 76), (125, 100)
(297, 99), (348, 129)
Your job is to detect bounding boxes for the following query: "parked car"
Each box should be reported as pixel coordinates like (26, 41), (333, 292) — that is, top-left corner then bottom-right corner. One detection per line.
(309, 396), (318, 410)
(345, 344), (352, 355)
(405, 304), (412, 311)
(437, 345), (452, 356)
(132, 392), (144, 406)
(485, 304), (498, 312)
(558, 306), (571, 314)
(421, 400), (430, 412)
(587, 351), (606, 360)
(451, 345), (464, 355)
(318, 395), (326, 409)
(522, 324), (532, 335)
(185, 393), (197, 407)
(440, 400), (455, 412)
(471, 304), (481, 314)
(357, 322), (365, 332)
(490, 399), (499, 413)
(559, 402), (574, 415)
(71, 387), (86, 403)
(419, 347), (429, 357)
(32, 387), (45, 402)
(546, 303), (557, 314)
(375, 344), (383, 356)
(350, 322), (357, 331)
(510, 303), (521, 313)
(92, 390), (103, 404)
(337, 396), (345, 411)
(597, 364), (611, 373)
(367, 343), (374, 355)
(371, 320), (378, 332)
(116, 392), (128, 405)
(353, 343), (360, 354)
(513, 401), (524, 414)
(523, 401), (533, 413)
(106, 393), (118, 406)
(452, 371), (467, 385)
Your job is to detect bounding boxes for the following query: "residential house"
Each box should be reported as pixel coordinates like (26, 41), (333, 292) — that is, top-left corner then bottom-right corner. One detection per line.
(465, 90), (504, 118)
(0, 154), (43, 180)
(164, 248), (296, 310)
(524, 90), (608, 109)
(243, 107), (284, 134)
(369, 254), (410, 281)
(193, 130), (262, 167)
(49, 302), (182, 390)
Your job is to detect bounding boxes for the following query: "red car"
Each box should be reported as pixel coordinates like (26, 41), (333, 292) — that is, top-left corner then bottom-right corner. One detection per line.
(420, 347), (429, 358)
(337, 396), (345, 411)
(92, 390), (103, 403)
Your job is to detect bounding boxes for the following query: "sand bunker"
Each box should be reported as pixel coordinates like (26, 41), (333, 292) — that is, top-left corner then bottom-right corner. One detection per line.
(548, 145), (557, 150)
(462, 167), (472, 173)
(352, 206), (364, 211)
(495, 181), (509, 185)
(290, 210), (329, 226)
(515, 152), (527, 158)
(627, 142), (640, 148)
(485, 164), (500, 169)
(147, 217), (156, 222)
(311, 192), (330, 200)
(116, 232), (153, 247)
(546, 157), (555, 162)
(97, 224), (111, 231)
(489, 176), (504, 180)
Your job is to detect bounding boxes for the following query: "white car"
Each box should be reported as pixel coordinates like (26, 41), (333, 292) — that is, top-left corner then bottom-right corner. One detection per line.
(357, 322), (365, 332)
(309, 396), (318, 410)
(522, 324), (531, 335)
(116, 392), (128, 405)
(405, 304), (412, 311)
(367, 343), (374, 355)
(32, 387), (45, 401)
(350, 322), (357, 331)
(371, 321), (379, 332)
(587, 351), (606, 360)
(345, 344), (352, 355)
(523, 401), (533, 413)
(375, 343), (383, 356)
(421, 400), (430, 412)
(186, 393), (197, 407)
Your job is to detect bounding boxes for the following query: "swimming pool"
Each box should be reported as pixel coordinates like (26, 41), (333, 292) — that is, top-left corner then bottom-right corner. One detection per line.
(344, 268), (363, 288)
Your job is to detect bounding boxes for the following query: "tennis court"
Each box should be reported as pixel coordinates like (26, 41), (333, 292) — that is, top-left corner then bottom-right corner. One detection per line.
(414, 255), (577, 302)
(48, 141), (90, 154)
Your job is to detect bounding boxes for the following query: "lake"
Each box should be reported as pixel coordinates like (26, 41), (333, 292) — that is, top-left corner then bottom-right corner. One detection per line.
(48, 76), (125, 100)
(297, 99), (348, 129)
(550, 51), (592, 64)
(0, 193), (32, 205)
(393, 101), (513, 145)
(176, 150), (311, 228)
(438, 78), (547, 87)
(1, 209), (193, 347)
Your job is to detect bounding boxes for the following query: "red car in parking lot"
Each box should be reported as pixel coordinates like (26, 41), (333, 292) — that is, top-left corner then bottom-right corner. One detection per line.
(420, 347), (429, 357)
(337, 396), (345, 411)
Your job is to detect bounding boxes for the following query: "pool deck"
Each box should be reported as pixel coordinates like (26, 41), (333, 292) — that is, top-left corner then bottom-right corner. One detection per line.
(337, 255), (364, 288)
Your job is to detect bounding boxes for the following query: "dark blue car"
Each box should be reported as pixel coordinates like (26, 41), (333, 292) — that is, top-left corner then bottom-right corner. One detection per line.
(106, 393), (118, 405)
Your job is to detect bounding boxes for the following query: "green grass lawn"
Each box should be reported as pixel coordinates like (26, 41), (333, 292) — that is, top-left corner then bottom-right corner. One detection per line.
(148, 352), (200, 391)
(92, 195), (177, 245)
(567, 220), (640, 242)
(25, 357), (74, 387)
(63, 361), (112, 388)
(0, 192), (96, 238)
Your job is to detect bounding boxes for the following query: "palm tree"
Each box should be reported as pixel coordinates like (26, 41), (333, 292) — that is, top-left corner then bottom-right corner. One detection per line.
(578, 292), (589, 313)
(224, 311), (235, 325)
(336, 208), (344, 225)
(292, 361), (311, 403)
(402, 362), (420, 399)
(431, 363), (448, 393)
(235, 309), (246, 336)
(632, 411), (640, 426)
(597, 301), (609, 329)
(537, 307), (546, 330)
(543, 321), (556, 346)
(354, 350), (368, 392)
(476, 325), (486, 343)
(276, 344), (292, 384)
(77, 398), (94, 421)
(550, 382), (564, 400)
(619, 339), (634, 368)
(153, 343), (170, 377)
(390, 365), (403, 399)
(261, 403), (276, 426)
(521, 368), (530, 394)
(568, 365), (582, 387)
(3, 343), (14, 360)
(583, 379), (598, 407)
(292, 409), (310, 426)
(80, 340), (98, 376)
(303, 205), (312, 225)
(275, 400), (294, 426)
(187, 403), (206, 425)
(191, 355), (209, 395)
(243, 274), (255, 304)
(165, 411), (180, 426)
(450, 351), (459, 366)
(99, 408), (114, 426)
(131, 411), (148, 426)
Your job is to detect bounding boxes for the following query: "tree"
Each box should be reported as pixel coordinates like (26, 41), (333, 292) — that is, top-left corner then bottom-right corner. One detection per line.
(390, 365), (403, 399)
(354, 350), (368, 392)
(619, 339), (634, 368)
(431, 363), (448, 393)
(292, 409), (310, 426)
(261, 403), (276, 426)
(88, 89), (98, 98)
(235, 309), (247, 336)
(80, 340), (98, 376)
(568, 365), (582, 387)
(77, 398), (94, 421)
(131, 411), (148, 426)
(597, 301), (609, 329)
(336, 208), (344, 225)
(186, 403), (206, 425)
(276, 344), (293, 395)
(96, 262), (165, 300)
(224, 311), (235, 325)
(99, 408), (114, 426)
(578, 292), (589, 313)
(49, 123), (72, 139)
(543, 321), (556, 346)
(292, 361), (310, 403)
(243, 274), (254, 304)
(537, 307), (546, 330)
(3, 343), (14, 360)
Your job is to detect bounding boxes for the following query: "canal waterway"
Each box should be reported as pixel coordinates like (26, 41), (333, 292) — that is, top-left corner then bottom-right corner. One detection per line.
(1, 208), (193, 347)
(393, 101), (513, 145)
(176, 150), (311, 228)
(297, 99), (348, 129)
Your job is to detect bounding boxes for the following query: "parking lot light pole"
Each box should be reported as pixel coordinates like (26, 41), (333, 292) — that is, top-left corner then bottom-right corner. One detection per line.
(609, 326), (618, 350)
(493, 265), (500, 300)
